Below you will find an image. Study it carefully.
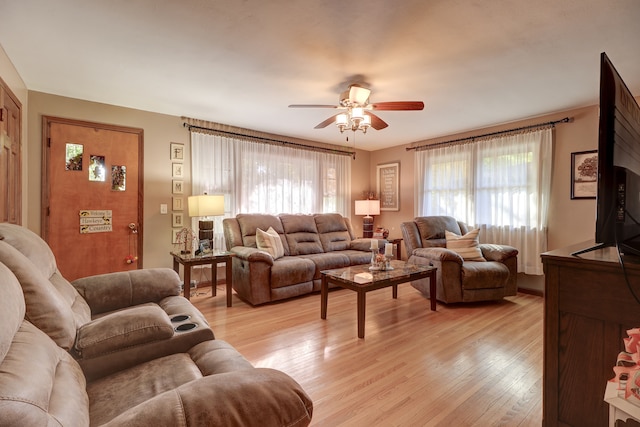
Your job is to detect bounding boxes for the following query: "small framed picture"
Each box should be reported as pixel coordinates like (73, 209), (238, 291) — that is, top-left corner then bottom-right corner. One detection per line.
(172, 163), (184, 178)
(172, 180), (184, 194)
(571, 150), (598, 199)
(198, 239), (211, 254)
(170, 143), (184, 161)
(172, 212), (184, 227)
(172, 196), (184, 211)
(172, 228), (182, 244)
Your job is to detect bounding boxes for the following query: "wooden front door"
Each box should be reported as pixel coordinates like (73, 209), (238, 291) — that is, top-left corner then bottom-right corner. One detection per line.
(43, 116), (143, 280)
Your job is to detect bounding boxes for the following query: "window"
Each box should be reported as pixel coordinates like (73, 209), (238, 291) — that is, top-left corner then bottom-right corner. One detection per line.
(191, 131), (351, 248)
(416, 129), (552, 274)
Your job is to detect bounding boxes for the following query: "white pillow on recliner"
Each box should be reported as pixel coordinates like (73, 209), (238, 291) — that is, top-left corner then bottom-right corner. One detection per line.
(256, 227), (285, 259)
(445, 229), (486, 262)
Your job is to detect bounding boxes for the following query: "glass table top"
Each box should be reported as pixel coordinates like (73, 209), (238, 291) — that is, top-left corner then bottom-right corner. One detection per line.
(321, 260), (435, 284)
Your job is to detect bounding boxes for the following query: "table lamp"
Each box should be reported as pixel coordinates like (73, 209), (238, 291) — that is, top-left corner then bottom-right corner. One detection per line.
(354, 199), (380, 238)
(188, 194), (225, 252)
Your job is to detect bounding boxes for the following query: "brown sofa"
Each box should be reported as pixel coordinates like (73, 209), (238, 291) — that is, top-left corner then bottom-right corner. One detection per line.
(0, 223), (215, 381)
(0, 260), (314, 426)
(401, 216), (518, 303)
(223, 213), (376, 305)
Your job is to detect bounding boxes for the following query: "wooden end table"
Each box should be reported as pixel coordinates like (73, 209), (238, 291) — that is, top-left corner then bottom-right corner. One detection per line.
(171, 251), (235, 306)
(321, 260), (437, 338)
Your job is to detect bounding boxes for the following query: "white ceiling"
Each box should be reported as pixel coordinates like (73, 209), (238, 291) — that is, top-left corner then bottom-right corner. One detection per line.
(2, 0), (640, 151)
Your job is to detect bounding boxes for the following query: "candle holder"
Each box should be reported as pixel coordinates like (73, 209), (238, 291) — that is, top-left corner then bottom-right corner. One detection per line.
(370, 253), (389, 271)
(384, 254), (394, 270)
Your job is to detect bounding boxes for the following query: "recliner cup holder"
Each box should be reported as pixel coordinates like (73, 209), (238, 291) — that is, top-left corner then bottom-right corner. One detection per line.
(175, 323), (198, 332)
(170, 314), (190, 323)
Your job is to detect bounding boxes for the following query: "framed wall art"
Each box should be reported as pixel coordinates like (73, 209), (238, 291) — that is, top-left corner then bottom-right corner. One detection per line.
(172, 180), (184, 194)
(172, 212), (184, 228)
(172, 163), (184, 178)
(170, 143), (184, 161)
(571, 150), (598, 199)
(172, 196), (184, 211)
(377, 162), (400, 211)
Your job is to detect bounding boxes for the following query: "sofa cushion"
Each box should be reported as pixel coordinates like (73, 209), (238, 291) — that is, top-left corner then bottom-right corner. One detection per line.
(300, 252), (351, 279)
(415, 216), (461, 248)
(461, 262), (509, 290)
(280, 214), (324, 255)
(0, 241), (86, 350)
(0, 321), (90, 426)
(256, 227), (285, 259)
(314, 213), (352, 252)
(75, 304), (175, 358)
(271, 257), (316, 289)
(0, 263), (25, 362)
(236, 214), (288, 253)
(88, 341), (312, 427)
(445, 229), (486, 261)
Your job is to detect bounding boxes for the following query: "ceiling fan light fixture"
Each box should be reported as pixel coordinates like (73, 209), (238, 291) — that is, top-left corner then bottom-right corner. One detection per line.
(351, 107), (364, 120)
(359, 114), (371, 133)
(336, 113), (348, 133)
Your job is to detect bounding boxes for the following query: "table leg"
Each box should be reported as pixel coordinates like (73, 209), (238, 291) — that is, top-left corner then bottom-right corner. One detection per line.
(183, 263), (191, 301)
(430, 270), (437, 311)
(357, 290), (366, 338)
(321, 276), (328, 319)
(211, 261), (217, 297)
(225, 258), (233, 307)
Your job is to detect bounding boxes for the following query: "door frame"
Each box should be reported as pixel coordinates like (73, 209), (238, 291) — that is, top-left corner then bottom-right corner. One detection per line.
(41, 115), (144, 266)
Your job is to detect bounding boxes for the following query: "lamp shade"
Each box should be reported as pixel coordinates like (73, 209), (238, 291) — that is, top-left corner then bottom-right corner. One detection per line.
(188, 194), (225, 217)
(354, 199), (380, 216)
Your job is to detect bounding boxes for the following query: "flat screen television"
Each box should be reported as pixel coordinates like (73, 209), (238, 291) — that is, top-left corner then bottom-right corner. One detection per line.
(573, 52), (640, 256)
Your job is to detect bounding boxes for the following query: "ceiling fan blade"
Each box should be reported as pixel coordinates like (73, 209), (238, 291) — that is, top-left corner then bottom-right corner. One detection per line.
(314, 114), (340, 129)
(366, 112), (388, 130)
(370, 101), (424, 111)
(288, 104), (338, 108)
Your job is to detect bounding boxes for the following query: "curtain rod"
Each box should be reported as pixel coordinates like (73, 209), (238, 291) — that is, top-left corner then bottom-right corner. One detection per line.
(184, 123), (356, 158)
(406, 117), (572, 152)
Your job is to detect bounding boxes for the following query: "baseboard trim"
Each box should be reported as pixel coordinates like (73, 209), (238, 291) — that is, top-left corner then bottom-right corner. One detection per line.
(518, 287), (543, 297)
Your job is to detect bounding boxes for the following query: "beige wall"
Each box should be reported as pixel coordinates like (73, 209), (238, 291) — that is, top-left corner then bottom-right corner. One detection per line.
(23, 90), (374, 270)
(27, 91), (191, 269)
(369, 107), (601, 252)
(0, 43), (622, 275)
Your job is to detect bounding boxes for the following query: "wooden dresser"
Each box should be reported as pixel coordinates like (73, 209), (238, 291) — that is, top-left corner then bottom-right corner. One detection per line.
(541, 242), (640, 426)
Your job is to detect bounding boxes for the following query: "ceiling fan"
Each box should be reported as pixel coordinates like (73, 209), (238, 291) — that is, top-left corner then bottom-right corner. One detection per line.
(288, 84), (424, 133)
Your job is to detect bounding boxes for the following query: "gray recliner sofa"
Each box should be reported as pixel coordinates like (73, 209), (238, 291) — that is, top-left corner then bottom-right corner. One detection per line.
(223, 213), (378, 305)
(0, 222), (215, 380)
(0, 260), (314, 426)
(401, 216), (518, 303)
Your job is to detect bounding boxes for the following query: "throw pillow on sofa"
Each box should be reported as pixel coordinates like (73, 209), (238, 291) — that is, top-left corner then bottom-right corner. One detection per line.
(445, 228), (486, 261)
(256, 227), (285, 259)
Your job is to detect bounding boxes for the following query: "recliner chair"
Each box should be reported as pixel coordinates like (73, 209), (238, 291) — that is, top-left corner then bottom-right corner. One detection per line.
(0, 260), (314, 426)
(401, 216), (518, 303)
(0, 223), (214, 380)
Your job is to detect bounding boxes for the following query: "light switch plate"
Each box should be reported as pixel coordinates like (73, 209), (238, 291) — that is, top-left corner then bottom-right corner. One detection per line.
(160, 204), (167, 214)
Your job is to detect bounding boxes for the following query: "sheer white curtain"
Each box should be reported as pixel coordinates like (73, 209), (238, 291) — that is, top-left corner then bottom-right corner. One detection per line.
(416, 128), (553, 274)
(191, 131), (351, 249)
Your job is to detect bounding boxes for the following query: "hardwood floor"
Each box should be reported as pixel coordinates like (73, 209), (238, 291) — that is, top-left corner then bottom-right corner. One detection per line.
(192, 283), (543, 426)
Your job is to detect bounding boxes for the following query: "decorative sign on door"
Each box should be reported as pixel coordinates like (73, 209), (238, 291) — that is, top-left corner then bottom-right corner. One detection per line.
(377, 162), (400, 211)
(79, 210), (113, 233)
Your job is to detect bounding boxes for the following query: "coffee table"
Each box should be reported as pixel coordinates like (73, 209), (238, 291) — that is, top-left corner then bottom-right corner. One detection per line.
(320, 260), (437, 338)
